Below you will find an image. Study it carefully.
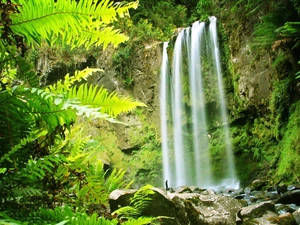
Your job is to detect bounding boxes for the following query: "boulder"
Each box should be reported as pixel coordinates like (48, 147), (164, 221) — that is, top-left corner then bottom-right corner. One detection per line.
(109, 189), (137, 212)
(251, 179), (266, 191)
(293, 208), (300, 225)
(288, 184), (300, 191)
(276, 203), (297, 214)
(169, 191), (242, 225)
(276, 190), (300, 205)
(139, 188), (178, 225)
(109, 188), (178, 225)
(240, 201), (276, 218)
(269, 212), (297, 225)
(175, 186), (193, 193)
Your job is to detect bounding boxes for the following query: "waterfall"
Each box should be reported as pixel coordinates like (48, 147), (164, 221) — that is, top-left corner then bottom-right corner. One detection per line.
(160, 42), (172, 186)
(160, 17), (239, 190)
(209, 16), (239, 188)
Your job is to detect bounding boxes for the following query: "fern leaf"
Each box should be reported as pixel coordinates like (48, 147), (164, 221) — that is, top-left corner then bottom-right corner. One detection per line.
(10, 0), (138, 49)
(66, 84), (146, 118)
(38, 206), (119, 225)
(12, 187), (43, 198)
(129, 185), (155, 211)
(14, 56), (39, 87)
(47, 68), (101, 92)
(104, 169), (132, 193)
(23, 154), (65, 181)
(112, 206), (140, 219)
(123, 217), (157, 225)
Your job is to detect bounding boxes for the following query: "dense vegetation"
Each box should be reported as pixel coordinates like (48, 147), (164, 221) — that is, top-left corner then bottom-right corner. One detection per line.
(0, 0), (160, 224)
(0, 0), (300, 223)
(216, 0), (300, 185)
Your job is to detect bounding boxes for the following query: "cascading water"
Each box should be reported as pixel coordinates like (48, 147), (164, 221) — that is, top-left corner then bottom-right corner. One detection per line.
(209, 17), (238, 188)
(160, 17), (239, 190)
(160, 42), (172, 186)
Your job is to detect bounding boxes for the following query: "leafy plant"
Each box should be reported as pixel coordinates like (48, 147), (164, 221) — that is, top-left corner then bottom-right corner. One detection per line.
(276, 102), (300, 182)
(0, 0), (147, 223)
(113, 185), (158, 222)
(6, 0), (138, 49)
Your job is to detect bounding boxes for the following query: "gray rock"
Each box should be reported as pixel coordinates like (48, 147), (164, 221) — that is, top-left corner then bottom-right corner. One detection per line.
(268, 212), (297, 225)
(276, 203), (297, 214)
(240, 201), (276, 218)
(276, 190), (300, 205)
(175, 186), (193, 193)
(169, 191), (242, 225)
(109, 189), (137, 212)
(293, 208), (300, 224)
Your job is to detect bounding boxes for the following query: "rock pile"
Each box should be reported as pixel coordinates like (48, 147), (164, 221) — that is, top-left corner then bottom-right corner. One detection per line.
(109, 181), (300, 224)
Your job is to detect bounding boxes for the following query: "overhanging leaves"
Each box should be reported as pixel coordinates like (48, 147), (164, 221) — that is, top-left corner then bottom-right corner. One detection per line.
(9, 0), (138, 49)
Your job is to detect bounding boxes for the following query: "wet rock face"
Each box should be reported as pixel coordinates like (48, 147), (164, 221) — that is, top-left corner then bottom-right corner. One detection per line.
(234, 46), (274, 108)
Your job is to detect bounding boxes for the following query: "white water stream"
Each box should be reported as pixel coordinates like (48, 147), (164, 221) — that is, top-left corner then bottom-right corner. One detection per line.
(160, 17), (239, 190)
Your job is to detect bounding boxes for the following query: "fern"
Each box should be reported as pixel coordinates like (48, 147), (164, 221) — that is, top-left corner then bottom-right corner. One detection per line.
(129, 185), (155, 212)
(38, 206), (119, 225)
(104, 169), (133, 193)
(113, 206), (140, 219)
(24, 154), (66, 181)
(9, 0), (138, 49)
(113, 185), (158, 222)
(11, 187), (43, 199)
(123, 217), (157, 225)
(66, 84), (146, 118)
(14, 56), (39, 87)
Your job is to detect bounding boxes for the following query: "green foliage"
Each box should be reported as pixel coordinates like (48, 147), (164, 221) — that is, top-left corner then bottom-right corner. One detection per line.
(192, 0), (213, 22)
(251, 1), (300, 50)
(252, 13), (281, 49)
(232, 0), (265, 14)
(33, 205), (119, 225)
(6, 0), (138, 49)
(276, 102), (300, 182)
(0, 0), (147, 223)
(127, 124), (162, 186)
(269, 77), (294, 139)
(130, 0), (187, 39)
(129, 185), (155, 212)
(112, 0), (188, 86)
(104, 169), (133, 193)
(65, 83), (146, 118)
(113, 185), (157, 222)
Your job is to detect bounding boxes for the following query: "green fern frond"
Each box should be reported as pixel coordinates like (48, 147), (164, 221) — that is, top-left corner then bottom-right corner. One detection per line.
(27, 87), (77, 132)
(104, 169), (133, 193)
(0, 88), (35, 151)
(0, 212), (27, 225)
(24, 154), (66, 181)
(0, 129), (42, 165)
(66, 83), (146, 118)
(14, 56), (39, 87)
(47, 68), (101, 92)
(75, 175), (108, 206)
(12, 187), (43, 199)
(10, 0), (138, 49)
(129, 185), (155, 212)
(112, 206), (140, 219)
(123, 217), (157, 225)
(38, 206), (119, 225)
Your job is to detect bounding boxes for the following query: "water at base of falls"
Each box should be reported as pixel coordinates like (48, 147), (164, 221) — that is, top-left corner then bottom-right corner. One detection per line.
(160, 17), (239, 190)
